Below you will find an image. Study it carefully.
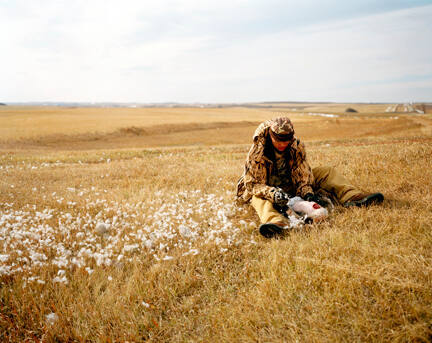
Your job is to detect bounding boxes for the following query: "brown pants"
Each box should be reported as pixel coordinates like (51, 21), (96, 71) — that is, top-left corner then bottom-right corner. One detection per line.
(251, 166), (363, 225)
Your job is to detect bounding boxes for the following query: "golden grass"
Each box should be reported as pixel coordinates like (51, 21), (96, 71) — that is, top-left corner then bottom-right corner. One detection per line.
(1, 106), (431, 342)
(0, 106), (271, 141)
(2, 104), (430, 150)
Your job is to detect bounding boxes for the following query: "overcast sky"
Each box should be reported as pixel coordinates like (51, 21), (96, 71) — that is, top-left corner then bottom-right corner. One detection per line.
(1, 0), (431, 103)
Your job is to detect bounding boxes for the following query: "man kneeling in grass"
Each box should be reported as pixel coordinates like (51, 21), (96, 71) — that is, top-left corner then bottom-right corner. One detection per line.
(236, 117), (384, 238)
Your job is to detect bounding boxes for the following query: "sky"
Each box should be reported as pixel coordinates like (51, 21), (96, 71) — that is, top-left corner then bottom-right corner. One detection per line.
(1, 0), (432, 103)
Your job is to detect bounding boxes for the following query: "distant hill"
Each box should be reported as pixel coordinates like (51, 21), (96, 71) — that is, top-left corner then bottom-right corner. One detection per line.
(0, 103), (6, 106)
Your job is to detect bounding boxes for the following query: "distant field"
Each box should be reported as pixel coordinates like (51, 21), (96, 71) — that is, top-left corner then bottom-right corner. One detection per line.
(1, 104), (430, 150)
(249, 102), (393, 113)
(0, 106), (268, 140)
(1, 105), (431, 342)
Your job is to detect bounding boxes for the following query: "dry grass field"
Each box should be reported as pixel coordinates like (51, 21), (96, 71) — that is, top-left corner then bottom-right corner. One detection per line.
(1, 104), (432, 342)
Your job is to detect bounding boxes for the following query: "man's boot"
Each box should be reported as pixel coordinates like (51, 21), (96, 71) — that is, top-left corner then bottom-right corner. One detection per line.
(344, 192), (384, 208)
(259, 222), (287, 238)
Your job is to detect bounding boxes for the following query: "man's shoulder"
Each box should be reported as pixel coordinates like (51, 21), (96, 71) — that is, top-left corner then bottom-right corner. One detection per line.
(286, 138), (307, 159)
(290, 137), (306, 149)
(252, 120), (272, 141)
(295, 138), (305, 149)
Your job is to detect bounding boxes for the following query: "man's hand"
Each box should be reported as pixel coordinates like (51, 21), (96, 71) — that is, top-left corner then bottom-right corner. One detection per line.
(304, 193), (327, 207)
(274, 189), (290, 207)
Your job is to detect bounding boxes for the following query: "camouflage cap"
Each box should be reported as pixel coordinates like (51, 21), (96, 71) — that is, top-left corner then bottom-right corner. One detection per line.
(269, 117), (294, 141)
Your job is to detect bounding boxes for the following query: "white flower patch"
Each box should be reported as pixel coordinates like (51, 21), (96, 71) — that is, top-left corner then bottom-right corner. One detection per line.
(0, 188), (253, 281)
(123, 244), (139, 253)
(178, 225), (193, 238)
(0, 254), (9, 262)
(29, 252), (48, 263)
(182, 249), (199, 256)
(53, 275), (68, 284)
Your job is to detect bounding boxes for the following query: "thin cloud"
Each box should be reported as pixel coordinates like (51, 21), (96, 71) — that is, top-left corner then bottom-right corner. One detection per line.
(1, 1), (431, 102)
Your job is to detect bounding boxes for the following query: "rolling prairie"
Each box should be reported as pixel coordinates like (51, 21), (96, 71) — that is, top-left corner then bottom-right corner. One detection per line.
(1, 104), (431, 342)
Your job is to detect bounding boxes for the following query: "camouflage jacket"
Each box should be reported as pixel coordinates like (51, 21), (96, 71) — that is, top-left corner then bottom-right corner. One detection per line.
(236, 120), (314, 203)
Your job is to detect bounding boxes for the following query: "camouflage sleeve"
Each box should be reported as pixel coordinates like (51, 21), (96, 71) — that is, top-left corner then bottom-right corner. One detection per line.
(291, 140), (314, 197)
(243, 143), (278, 202)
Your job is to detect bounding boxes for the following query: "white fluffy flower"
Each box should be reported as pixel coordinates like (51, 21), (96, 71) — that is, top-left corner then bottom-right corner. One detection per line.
(95, 222), (109, 235)
(45, 312), (59, 325)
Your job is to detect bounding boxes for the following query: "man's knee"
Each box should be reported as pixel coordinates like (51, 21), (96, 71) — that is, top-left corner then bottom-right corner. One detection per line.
(313, 166), (335, 186)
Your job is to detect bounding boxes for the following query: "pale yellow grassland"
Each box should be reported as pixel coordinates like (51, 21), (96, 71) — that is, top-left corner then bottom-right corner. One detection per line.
(0, 106), (431, 342)
(0, 106), (271, 141)
(1, 105), (430, 151)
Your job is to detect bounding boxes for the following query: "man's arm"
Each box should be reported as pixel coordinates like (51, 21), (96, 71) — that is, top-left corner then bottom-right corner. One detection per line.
(243, 143), (279, 202)
(291, 140), (314, 198)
